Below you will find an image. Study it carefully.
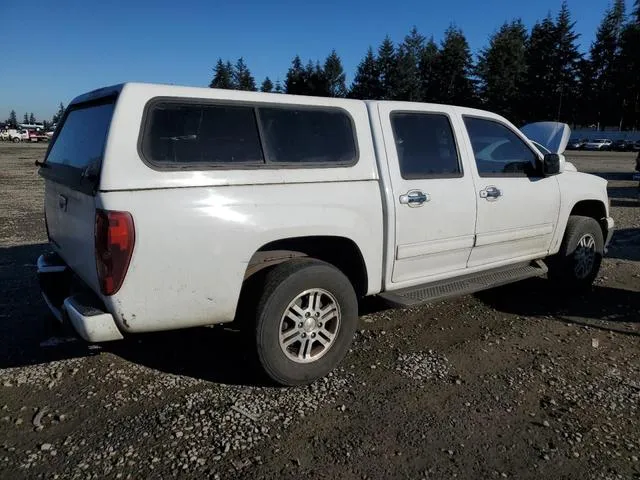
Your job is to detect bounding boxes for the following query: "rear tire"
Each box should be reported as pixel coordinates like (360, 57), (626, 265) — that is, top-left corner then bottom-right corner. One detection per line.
(252, 259), (358, 386)
(548, 215), (604, 291)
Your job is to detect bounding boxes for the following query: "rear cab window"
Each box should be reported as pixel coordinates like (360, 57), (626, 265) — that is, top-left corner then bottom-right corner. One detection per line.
(390, 112), (462, 179)
(41, 96), (116, 193)
(139, 99), (358, 168)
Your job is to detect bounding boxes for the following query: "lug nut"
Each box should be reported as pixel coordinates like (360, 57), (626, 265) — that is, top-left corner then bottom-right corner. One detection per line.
(305, 312), (311, 318)
(315, 312), (320, 317)
(298, 322), (303, 328)
(311, 333), (316, 338)
(318, 322), (323, 327)
(301, 333), (306, 338)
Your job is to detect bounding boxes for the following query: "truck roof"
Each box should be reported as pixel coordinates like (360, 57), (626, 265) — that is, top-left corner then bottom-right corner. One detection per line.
(69, 82), (501, 120)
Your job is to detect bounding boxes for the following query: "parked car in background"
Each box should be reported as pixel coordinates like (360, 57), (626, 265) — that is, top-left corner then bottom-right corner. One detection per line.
(632, 140), (640, 152)
(583, 138), (613, 151)
(612, 139), (633, 151)
(7, 129), (29, 143)
(567, 137), (588, 150)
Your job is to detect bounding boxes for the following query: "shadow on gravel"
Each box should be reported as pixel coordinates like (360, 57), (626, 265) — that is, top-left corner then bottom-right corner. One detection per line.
(0, 241), (394, 386)
(607, 228), (640, 262)
(611, 198), (640, 207)
(590, 172), (638, 181)
(477, 278), (640, 337)
(608, 185), (640, 200)
(0, 243), (270, 384)
(108, 327), (271, 386)
(0, 242), (101, 370)
(107, 296), (394, 386)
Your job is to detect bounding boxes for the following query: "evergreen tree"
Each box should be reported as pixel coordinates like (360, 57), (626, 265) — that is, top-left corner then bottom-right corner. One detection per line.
(394, 27), (424, 101)
(302, 60), (329, 96)
(576, 58), (597, 127)
(377, 36), (397, 100)
(552, 1), (582, 124)
(233, 57), (257, 91)
(589, 0), (626, 128)
(52, 103), (65, 124)
(522, 16), (557, 122)
(274, 79), (284, 93)
(418, 38), (440, 102)
(434, 26), (477, 106)
(209, 58), (235, 89)
(476, 20), (528, 122)
(285, 55), (306, 95)
(349, 47), (382, 99)
(8, 110), (17, 128)
(260, 77), (274, 93)
(618, 1), (640, 129)
(23, 113), (28, 124)
(29, 113), (36, 124)
(323, 50), (347, 97)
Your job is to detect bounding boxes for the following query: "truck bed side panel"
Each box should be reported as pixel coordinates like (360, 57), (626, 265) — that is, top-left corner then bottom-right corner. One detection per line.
(99, 182), (383, 333)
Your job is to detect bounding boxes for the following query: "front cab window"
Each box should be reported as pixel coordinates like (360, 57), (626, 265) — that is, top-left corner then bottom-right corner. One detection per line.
(464, 116), (539, 177)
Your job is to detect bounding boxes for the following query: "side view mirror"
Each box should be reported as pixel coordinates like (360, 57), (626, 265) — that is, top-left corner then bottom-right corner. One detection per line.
(543, 153), (562, 176)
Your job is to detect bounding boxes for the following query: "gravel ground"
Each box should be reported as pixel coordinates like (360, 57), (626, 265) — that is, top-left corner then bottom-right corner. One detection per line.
(0, 143), (638, 480)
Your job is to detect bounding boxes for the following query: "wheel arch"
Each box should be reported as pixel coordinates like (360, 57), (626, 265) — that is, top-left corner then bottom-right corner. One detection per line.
(244, 235), (369, 298)
(569, 199), (609, 240)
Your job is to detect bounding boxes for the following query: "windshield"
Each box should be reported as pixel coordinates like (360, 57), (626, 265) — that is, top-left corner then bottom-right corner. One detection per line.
(46, 99), (115, 169)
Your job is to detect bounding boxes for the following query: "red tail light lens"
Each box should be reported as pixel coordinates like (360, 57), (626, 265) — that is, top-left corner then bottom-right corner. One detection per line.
(95, 210), (135, 296)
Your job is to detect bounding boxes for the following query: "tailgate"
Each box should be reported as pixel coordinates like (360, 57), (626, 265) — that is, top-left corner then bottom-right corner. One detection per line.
(40, 97), (116, 294)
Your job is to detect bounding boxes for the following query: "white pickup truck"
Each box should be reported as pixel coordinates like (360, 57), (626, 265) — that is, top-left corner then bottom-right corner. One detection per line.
(37, 83), (614, 385)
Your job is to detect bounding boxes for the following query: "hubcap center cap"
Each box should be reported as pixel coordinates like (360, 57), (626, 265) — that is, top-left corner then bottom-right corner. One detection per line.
(303, 317), (316, 332)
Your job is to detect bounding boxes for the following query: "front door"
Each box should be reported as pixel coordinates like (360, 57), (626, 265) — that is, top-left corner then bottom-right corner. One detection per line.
(378, 104), (477, 285)
(460, 115), (561, 268)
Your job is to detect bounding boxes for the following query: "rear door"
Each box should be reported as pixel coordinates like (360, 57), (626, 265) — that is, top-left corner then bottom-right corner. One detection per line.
(378, 103), (477, 285)
(40, 97), (116, 292)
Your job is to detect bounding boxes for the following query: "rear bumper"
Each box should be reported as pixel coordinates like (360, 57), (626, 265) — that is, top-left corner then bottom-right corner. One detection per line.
(37, 253), (124, 342)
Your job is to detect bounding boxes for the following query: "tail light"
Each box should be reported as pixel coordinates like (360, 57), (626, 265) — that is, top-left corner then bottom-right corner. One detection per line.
(95, 210), (135, 296)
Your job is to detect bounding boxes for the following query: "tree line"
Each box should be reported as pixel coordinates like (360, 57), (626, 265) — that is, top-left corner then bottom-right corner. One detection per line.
(209, 0), (640, 130)
(4, 103), (65, 129)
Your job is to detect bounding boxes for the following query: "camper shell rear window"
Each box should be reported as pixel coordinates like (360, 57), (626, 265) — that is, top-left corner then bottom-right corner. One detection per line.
(139, 98), (359, 169)
(46, 98), (115, 169)
(38, 96), (116, 194)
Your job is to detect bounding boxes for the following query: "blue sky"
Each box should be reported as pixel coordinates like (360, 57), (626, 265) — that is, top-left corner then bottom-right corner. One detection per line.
(1, 0), (630, 121)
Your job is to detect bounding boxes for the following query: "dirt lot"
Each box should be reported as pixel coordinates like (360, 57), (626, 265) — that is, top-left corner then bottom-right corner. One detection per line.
(0, 143), (638, 480)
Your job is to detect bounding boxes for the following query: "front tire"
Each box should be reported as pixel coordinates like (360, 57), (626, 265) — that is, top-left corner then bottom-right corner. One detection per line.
(253, 259), (358, 386)
(548, 215), (604, 291)
(12, 137), (20, 143)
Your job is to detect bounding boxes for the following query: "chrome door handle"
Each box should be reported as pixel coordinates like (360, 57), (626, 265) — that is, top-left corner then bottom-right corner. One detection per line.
(479, 186), (502, 200)
(399, 190), (430, 207)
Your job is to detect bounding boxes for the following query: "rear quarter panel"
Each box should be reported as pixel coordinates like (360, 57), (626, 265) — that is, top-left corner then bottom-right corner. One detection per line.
(98, 84), (384, 333)
(100, 183), (383, 332)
